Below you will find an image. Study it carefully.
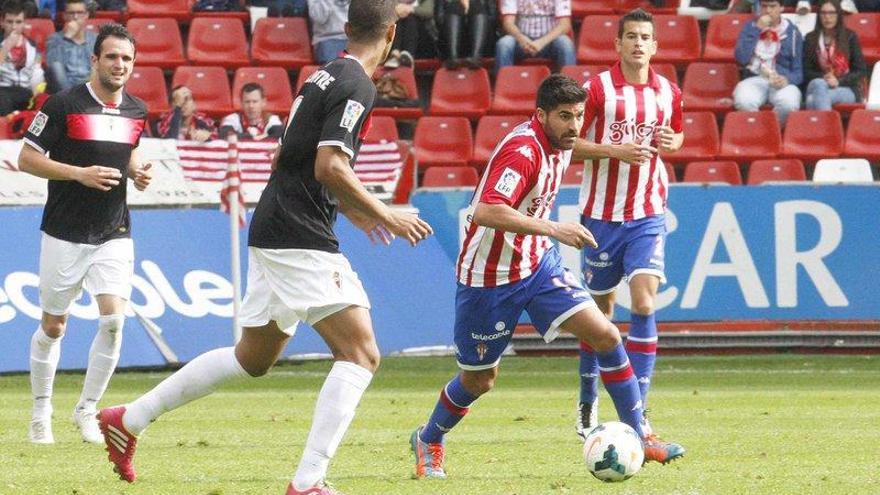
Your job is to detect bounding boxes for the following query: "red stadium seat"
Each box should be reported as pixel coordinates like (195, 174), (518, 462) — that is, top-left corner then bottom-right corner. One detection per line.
(0, 117), (10, 140)
(126, 66), (169, 120)
(422, 166), (480, 188)
(429, 67), (491, 119)
(662, 112), (719, 164)
(562, 162), (584, 185)
(560, 65), (607, 84)
(843, 109), (880, 161)
(747, 159), (806, 184)
(187, 17), (250, 68)
(845, 13), (880, 64)
(703, 14), (753, 63)
(782, 110), (844, 161)
(232, 67), (294, 116)
(652, 63), (679, 85)
(371, 66), (422, 120)
(84, 18), (113, 36)
(615, 0), (680, 14)
(472, 115), (529, 170)
(665, 161), (677, 182)
(719, 111), (781, 162)
(363, 115), (399, 142)
(251, 17), (313, 69)
(491, 66), (550, 116)
(126, 18), (186, 69)
(571, 0), (614, 17)
(127, 0), (191, 21)
(91, 10), (124, 21)
(682, 62), (738, 114)
(650, 15), (701, 67)
(577, 15), (619, 65)
(295, 65), (319, 93)
(171, 66), (233, 118)
(683, 161), (742, 185)
(22, 18), (54, 55)
(413, 117), (473, 170)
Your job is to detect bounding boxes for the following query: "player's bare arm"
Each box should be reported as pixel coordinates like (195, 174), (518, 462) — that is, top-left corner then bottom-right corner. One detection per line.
(18, 144), (121, 191)
(501, 15), (538, 55)
(571, 138), (656, 165)
(473, 202), (597, 250)
(339, 200), (395, 245)
(127, 148), (153, 191)
(655, 126), (684, 153)
(533, 17), (571, 52)
(315, 146), (433, 246)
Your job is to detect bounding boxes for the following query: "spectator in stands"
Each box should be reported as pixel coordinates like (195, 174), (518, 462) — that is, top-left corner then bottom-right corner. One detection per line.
(219, 82), (284, 141)
(249, 0), (308, 16)
(855, 0), (880, 11)
(436, 0), (492, 69)
(193, 0), (245, 12)
(308, 0), (349, 64)
(0, 0), (44, 115)
(383, 0), (417, 68)
(46, 0), (97, 93)
(156, 85), (218, 142)
(494, 0), (575, 73)
(731, 0), (859, 13)
(734, 0), (803, 126)
(804, 0), (867, 109)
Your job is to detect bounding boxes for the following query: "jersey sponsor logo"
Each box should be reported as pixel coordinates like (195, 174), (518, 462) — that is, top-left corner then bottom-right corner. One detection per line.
(607, 118), (658, 145)
(28, 112), (48, 137)
(470, 328), (511, 341)
(340, 99), (365, 133)
(494, 167), (522, 198)
(101, 107), (121, 115)
(305, 69), (335, 90)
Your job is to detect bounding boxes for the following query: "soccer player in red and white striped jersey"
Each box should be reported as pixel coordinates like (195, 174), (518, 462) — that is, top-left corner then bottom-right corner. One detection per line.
(570, 9), (685, 454)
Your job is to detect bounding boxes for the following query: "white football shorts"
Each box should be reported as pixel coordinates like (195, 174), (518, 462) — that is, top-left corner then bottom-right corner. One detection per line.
(239, 247), (371, 335)
(39, 232), (134, 316)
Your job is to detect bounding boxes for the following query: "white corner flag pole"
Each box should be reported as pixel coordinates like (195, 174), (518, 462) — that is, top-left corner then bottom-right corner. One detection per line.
(227, 134), (243, 344)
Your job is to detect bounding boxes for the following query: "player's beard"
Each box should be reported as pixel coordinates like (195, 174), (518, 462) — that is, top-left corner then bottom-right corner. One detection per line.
(548, 130), (578, 151)
(98, 71), (127, 93)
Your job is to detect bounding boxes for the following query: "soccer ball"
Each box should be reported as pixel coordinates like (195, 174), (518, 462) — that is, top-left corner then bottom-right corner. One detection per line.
(582, 421), (644, 482)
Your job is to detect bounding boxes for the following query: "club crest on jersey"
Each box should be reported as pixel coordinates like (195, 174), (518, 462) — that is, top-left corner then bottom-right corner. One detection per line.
(28, 112), (48, 136)
(494, 167), (522, 198)
(340, 99), (365, 133)
(476, 343), (488, 361)
(332, 271), (342, 289)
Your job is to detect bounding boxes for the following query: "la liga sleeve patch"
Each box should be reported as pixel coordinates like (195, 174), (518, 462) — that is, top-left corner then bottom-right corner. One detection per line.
(28, 112), (48, 136)
(339, 99), (365, 133)
(494, 167), (522, 198)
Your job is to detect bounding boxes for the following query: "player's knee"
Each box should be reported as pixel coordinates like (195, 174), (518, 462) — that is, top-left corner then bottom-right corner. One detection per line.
(630, 300), (654, 316)
(241, 359), (273, 378)
(98, 314), (125, 345)
(461, 368), (498, 397)
(596, 300), (614, 319)
(334, 343), (380, 373)
(589, 322), (623, 353)
(41, 320), (67, 339)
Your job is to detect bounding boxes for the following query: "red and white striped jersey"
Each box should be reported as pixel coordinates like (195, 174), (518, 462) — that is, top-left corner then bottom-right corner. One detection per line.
(457, 116), (569, 288)
(578, 63), (683, 222)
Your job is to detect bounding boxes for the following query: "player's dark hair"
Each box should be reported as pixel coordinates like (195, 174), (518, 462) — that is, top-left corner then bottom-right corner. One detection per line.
(536, 74), (587, 112)
(240, 82), (265, 98)
(2, 1), (26, 17)
(94, 22), (136, 57)
(347, 0), (397, 44)
(617, 8), (654, 38)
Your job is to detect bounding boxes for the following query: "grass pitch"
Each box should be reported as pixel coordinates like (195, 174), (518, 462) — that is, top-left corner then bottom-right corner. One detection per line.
(1, 355), (878, 495)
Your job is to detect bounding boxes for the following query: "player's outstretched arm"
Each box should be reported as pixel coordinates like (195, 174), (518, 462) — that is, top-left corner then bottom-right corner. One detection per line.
(315, 146), (433, 246)
(571, 138), (656, 165)
(18, 144), (121, 191)
(473, 202), (597, 249)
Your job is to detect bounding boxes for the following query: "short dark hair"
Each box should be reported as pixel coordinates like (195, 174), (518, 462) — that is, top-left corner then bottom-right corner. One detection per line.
(2, 1), (26, 17)
(617, 8), (654, 38)
(240, 82), (265, 98)
(347, 0), (397, 44)
(94, 22), (136, 58)
(536, 74), (587, 112)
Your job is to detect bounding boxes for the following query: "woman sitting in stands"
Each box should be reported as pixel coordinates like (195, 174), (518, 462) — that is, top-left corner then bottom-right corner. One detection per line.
(803, 0), (867, 110)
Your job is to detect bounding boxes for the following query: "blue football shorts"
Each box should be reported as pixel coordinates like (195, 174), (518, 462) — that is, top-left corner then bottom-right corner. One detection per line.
(580, 214), (667, 295)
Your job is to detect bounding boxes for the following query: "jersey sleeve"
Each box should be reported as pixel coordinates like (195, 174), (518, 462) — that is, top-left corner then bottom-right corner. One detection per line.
(318, 76), (375, 158)
(555, 0), (571, 17)
(499, 0), (518, 16)
(23, 94), (66, 154)
(479, 140), (540, 207)
(669, 83), (684, 134)
(579, 77), (603, 138)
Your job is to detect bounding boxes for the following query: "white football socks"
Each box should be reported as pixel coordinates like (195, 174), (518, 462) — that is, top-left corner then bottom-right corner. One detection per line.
(122, 346), (249, 435)
(76, 314), (124, 413)
(30, 326), (62, 420)
(292, 361), (373, 490)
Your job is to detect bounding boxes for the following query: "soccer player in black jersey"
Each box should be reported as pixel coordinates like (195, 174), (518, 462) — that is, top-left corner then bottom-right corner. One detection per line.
(97, 0), (433, 493)
(17, 23), (151, 445)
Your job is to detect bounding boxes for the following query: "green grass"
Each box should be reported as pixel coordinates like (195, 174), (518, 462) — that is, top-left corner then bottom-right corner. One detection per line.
(1, 355), (879, 495)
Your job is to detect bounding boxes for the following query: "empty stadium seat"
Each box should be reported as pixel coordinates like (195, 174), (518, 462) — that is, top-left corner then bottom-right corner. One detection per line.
(84, 18), (112, 36)
(429, 68), (491, 119)
(232, 67), (294, 116)
(665, 161), (677, 182)
(782, 111), (844, 161)
(682, 63), (738, 114)
(562, 162), (584, 185)
(719, 111), (781, 162)
(652, 63), (679, 85)
(172, 66), (233, 118)
(577, 15), (619, 65)
(187, 17), (250, 68)
(571, 0), (614, 17)
(683, 161), (742, 185)
(127, 0), (191, 21)
(413, 117), (473, 169)
(703, 14), (753, 62)
(251, 17), (313, 69)
(126, 18), (186, 69)
(813, 158), (874, 182)
(845, 13), (880, 64)
(560, 65), (606, 84)
(747, 159), (806, 184)
(295, 65), (319, 93)
(650, 15), (701, 66)
(422, 166), (480, 188)
(472, 115), (529, 170)
(126, 66), (169, 120)
(363, 115), (399, 142)
(491, 66), (550, 115)
(615, 0), (679, 14)
(662, 112), (719, 164)
(23, 18), (54, 55)
(371, 67), (422, 120)
(844, 109), (880, 161)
